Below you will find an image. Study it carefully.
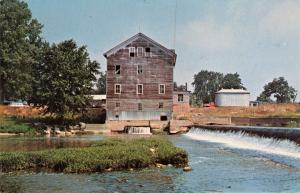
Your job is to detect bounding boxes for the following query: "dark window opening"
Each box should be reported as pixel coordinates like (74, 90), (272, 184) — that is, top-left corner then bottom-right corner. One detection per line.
(160, 115), (167, 121)
(115, 65), (120, 74)
(145, 47), (150, 52)
(137, 65), (143, 74)
(159, 102), (163, 108)
(145, 47), (150, 57)
(178, 94), (183, 102)
(130, 52), (134, 57)
(115, 114), (119, 119)
(138, 103), (142, 111)
(129, 47), (135, 57)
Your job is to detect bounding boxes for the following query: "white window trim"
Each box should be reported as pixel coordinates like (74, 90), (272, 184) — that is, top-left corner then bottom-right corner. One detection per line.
(115, 84), (121, 94)
(136, 84), (143, 94)
(129, 47), (135, 56)
(145, 47), (151, 57)
(137, 47), (144, 57)
(159, 84), (165, 94)
(137, 65), (143, 75)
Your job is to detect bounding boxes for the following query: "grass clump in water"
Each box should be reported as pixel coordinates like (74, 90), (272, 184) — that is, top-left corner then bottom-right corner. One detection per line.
(0, 117), (36, 134)
(0, 138), (188, 173)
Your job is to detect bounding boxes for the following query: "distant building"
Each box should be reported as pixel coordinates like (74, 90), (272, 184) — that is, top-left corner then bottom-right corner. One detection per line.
(215, 89), (250, 107)
(104, 33), (177, 121)
(173, 83), (191, 114)
(89, 95), (106, 108)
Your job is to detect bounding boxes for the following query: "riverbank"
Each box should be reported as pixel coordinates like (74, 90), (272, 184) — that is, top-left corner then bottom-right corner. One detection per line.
(0, 138), (188, 173)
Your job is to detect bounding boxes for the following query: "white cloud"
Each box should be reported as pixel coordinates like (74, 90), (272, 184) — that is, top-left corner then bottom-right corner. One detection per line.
(260, 1), (300, 36)
(180, 20), (235, 50)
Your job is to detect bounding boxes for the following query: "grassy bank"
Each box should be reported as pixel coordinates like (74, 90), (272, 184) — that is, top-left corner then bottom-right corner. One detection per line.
(0, 138), (188, 173)
(0, 117), (36, 134)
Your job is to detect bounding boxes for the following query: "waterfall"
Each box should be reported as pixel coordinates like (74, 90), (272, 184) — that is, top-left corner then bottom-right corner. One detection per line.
(127, 127), (151, 134)
(185, 128), (300, 159)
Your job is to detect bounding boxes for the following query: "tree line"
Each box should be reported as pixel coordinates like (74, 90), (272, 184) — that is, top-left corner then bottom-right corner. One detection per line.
(0, 0), (104, 124)
(192, 70), (297, 105)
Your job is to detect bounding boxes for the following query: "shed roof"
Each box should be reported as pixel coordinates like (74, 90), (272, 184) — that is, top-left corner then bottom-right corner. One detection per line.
(90, 95), (106, 100)
(103, 33), (177, 60)
(215, 89), (250, 94)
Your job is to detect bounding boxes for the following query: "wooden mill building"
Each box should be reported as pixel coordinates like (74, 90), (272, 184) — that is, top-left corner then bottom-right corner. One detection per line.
(104, 33), (177, 121)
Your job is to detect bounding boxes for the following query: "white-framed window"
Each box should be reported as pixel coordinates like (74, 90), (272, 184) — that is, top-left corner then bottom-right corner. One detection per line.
(137, 65), (143, 74)
(136, 84), (143, 94)
(145, 47), (151, 57)
(159, 84), (165, 94)
(138, 103), (142, 111)
(115, 65), (120, 74)
(137, 47), (144, 57)
(129, 47), (135, 57)
(115, 84), (121, 94)
(178, 94), (183, 102)
(159, 102), (163, 108)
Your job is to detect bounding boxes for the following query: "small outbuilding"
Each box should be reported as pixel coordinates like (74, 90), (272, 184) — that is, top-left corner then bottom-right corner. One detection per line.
(215, 89), (250, 107)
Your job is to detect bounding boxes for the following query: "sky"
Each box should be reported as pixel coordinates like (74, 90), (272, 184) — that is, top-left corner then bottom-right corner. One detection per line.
(26, 0), (300, 101)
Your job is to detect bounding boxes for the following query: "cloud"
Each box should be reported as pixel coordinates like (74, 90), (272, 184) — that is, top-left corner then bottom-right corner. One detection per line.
(260, 1), (300, 37)
(180, 20), (235, 50)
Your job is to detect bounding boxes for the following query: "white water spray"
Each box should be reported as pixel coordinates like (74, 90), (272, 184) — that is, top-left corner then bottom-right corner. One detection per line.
(185, 128), (300, 159)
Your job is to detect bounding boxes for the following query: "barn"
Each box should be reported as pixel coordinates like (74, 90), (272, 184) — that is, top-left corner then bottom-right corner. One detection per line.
(104, 33), (176, 121)
(215, 89), (250, 107)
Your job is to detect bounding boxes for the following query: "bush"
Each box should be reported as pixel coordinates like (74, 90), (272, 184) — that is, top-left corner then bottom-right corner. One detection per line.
(0, 138), (188, 173)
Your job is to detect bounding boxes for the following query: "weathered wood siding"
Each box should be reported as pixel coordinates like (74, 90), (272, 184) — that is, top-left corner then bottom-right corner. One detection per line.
(106, 36), (176, 120)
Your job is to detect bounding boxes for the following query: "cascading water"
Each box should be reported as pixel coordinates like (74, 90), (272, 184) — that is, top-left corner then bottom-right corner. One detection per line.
(127, 127), (151, 134)
(185, 128), (300, 159)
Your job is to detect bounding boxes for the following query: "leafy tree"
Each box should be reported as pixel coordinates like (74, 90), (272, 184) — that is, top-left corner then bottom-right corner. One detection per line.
(96, 71), (106, 94)
(221, 73), (245, 89)
(192, 70), (223, 104)
(257, 77), (297, 103)
(30, 40), (99, 125)
(0, 0), (43, 103)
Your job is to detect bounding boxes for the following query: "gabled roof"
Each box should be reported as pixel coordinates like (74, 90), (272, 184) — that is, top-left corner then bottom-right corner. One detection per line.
(103, 33), (176, 59)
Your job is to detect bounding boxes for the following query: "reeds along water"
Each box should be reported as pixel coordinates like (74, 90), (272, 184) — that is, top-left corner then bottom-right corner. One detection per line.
(185, 128), (300, 159)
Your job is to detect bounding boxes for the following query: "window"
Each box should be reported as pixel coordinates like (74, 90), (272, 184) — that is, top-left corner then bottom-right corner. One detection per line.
(145, 47), (150, 57)
(159, 84), (165, 94)
(129, 47), (135, 57)
(178, 94), (184, 102)
(137, 84), (143, 94)
(137, 65), (143, 74)
(115, 84), (121, 94)
(115, 65), (120, 74)
(116, 102), (120, 108)
(159, 102), (163, 108)
(137, 47), (144, 57)
(138, 103), (142, 111)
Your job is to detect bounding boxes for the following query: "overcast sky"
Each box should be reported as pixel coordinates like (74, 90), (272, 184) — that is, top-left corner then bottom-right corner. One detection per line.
(26, 0), (300, 101)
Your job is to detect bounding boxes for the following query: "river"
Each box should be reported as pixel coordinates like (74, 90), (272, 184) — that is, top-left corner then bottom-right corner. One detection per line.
(1, 128), (300, 192)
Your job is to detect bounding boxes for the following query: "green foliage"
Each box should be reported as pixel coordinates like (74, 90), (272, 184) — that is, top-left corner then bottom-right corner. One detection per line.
(193, 70), (246, 104)
(192, 70), (223, 104)
(30, 40), (100, 124)
(96, 71), (106, 94)
(0, 138), (188, 173)
(286, 120), (298, 128)
(257, 77), (297, 103)
(221, 73), (245, 89)
(0, 117), (36, 134)
(0, 0), (43, 102)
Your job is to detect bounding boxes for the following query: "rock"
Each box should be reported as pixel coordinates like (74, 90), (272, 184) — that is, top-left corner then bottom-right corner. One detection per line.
(129, 168), (134, 171)
(183, 166), (192, 172)
(79, 122), (86, 130)
(105, 168), (113, 172)
(149, 148), (155, 153)
(156, 163), (166, 168)
(167, 164), (172, 167)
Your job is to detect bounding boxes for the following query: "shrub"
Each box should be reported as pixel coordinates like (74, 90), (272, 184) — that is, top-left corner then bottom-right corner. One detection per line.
(0, 138), (188, 173)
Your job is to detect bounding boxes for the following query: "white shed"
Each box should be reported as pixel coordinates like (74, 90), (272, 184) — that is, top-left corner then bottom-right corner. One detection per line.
(215, 89), (250, 107)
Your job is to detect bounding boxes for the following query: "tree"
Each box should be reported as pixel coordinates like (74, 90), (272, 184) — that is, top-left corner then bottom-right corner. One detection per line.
(192, 70), (223, 104)
(30, 40), (99, 125)
(257, 77), (297, 103)
(0, 0), (43, 103)
(96, 71), (106, 94)
(221, 73), (245, 89)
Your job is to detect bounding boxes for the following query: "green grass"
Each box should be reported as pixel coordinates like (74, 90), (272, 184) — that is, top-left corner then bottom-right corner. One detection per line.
(0, 138), (188, 173)
(0, 117), (36, 134)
